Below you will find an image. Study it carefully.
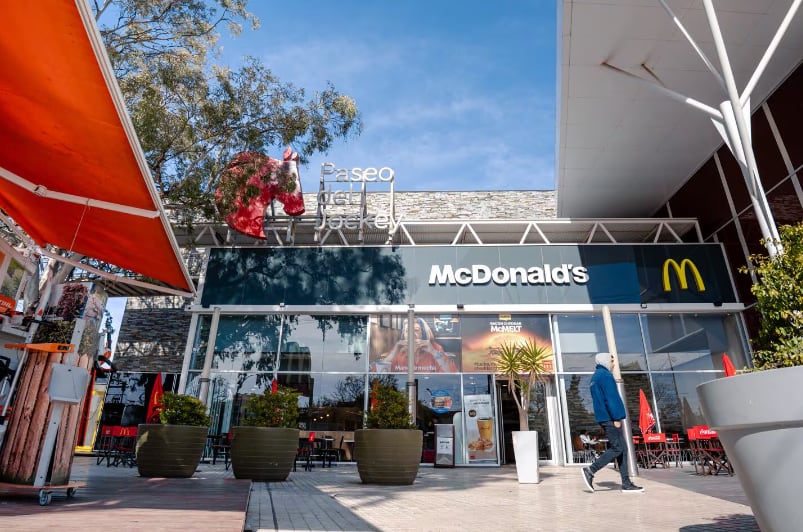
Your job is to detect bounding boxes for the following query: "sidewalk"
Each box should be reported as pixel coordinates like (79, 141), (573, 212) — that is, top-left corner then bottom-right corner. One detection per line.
(246, 463), (758, 532)
(0, 456), (757, 531)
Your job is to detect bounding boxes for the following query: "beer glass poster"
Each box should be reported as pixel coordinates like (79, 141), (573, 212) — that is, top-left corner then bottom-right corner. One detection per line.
(464, 394), (497, 463)
(459, 315), (554, 373)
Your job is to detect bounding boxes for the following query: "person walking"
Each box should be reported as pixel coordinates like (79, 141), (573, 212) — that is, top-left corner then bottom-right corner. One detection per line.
(581, 352), (644, 493)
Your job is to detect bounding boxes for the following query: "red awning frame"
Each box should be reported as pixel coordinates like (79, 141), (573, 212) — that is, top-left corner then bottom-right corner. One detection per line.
(0, 1), (195, 298)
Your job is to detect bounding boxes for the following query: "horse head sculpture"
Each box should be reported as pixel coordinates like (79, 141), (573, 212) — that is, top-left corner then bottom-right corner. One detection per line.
(214, 147), (305, 239)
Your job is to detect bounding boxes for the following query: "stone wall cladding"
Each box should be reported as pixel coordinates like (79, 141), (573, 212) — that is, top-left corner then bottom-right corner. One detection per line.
(308, 190), (556, 220)
(115, 302), (190, 372)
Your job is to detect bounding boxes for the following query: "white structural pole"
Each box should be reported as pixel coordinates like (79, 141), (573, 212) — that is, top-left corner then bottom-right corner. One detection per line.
(602, 305), (638, 478)
(702, 0), (782, 257)
(407, 306), (417, 421)
(741, 0), (802, 107)
(606, 1), (799, 257)
(198, 307), (221, 403)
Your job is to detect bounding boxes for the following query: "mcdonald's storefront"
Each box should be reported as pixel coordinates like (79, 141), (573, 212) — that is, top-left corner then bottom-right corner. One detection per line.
(182, 241), (749, 466)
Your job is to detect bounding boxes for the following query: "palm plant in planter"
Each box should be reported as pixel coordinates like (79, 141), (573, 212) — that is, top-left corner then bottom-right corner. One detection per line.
(136, 392), (211, 478)
(493, 339), (550, 483)
(355, 382), (422, 485)
(697, 222), (803, 532)
(230, 385), (300, 481)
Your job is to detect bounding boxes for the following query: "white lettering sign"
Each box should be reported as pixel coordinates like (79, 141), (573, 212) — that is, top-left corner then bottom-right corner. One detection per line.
(428, 264), (590, 286)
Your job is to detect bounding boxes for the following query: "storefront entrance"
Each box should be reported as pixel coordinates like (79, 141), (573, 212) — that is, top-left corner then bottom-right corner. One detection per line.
(496, 380), (554, 465)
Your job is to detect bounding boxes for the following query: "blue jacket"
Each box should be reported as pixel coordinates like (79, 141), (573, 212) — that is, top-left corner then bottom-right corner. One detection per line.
(590, 364), (626, 423)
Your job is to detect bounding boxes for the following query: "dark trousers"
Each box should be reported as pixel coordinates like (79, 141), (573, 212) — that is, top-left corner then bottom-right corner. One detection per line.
(588, 421), (632, 485)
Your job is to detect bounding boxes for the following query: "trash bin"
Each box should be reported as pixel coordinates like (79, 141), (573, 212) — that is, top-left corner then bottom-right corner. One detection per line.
(434, 424), (455, 468)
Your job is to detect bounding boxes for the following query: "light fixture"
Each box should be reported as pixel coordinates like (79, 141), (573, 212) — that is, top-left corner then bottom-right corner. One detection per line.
(456, 304), (464, 310)
(640, 303), (648, 309)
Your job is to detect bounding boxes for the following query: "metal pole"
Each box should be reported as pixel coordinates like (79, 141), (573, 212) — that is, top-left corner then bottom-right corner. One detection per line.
(602, 305), (638, 478)
(406, 306), (417, 422)
(703, 0), (782, 256)
(198, 307), (221, 404)
(274, 312), (286, 386)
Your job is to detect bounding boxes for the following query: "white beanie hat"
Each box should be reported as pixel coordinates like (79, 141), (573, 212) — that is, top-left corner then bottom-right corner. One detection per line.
(595, 352), (612, 370)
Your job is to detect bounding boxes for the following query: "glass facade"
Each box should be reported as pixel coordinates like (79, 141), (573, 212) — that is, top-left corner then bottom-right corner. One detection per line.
(186, 310), (749, 465)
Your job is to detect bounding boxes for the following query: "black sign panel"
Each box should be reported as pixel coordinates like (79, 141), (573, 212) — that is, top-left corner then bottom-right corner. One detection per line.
(200, 244), (736, 307)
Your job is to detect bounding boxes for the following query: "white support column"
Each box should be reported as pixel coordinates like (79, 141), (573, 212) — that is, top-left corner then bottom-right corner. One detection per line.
(198, 307), (221, 403)
(602, 305), (638, 478)
(406, 306), (417, 421)
(703, 0), (782, 256)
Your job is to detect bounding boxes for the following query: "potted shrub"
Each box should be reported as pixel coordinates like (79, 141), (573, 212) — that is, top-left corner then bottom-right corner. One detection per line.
(136, 392), (210, 478)
(697, 222), (803, 532)
(493, 339), (550, 483)
(355, 382), (422, 485)
(230, 384), (300, 481)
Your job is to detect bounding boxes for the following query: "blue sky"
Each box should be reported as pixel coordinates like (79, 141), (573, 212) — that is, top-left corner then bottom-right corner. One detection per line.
(218, 0), (558, 193)
(107, 1), (558, 353)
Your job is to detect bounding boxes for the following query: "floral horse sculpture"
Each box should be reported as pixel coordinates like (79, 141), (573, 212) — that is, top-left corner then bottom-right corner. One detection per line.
(215, 147), (305, 239)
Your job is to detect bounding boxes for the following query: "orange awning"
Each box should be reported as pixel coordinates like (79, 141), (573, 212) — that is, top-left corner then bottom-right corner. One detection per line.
(0, 1), (194, 296)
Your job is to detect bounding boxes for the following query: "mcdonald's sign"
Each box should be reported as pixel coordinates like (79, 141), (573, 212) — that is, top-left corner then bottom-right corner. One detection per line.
(662, 258), (705, 292)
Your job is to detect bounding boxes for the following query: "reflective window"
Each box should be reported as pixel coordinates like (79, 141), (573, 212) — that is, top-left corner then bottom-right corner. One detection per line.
(555, 314), (646, 372)
(641, 313), (749, 371)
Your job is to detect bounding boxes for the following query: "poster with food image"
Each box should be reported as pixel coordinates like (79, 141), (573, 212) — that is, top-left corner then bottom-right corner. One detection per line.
(460, 315), (554, 373)
(464, 394), (496, 463)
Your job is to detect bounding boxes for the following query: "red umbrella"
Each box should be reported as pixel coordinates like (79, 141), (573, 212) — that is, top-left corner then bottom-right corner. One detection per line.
(638, 389), (656, 435)
(722, 354), (737, 377)
(146, 373), (164, 423)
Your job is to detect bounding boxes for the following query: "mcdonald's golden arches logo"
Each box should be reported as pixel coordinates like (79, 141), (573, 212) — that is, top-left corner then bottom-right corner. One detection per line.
(662, 258), (705, 292)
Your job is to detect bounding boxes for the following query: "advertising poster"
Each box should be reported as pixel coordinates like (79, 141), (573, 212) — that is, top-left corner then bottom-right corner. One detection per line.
(464, 394), (496, 463)
(460, 315), (554, 373)
(369, 315), (461, 373)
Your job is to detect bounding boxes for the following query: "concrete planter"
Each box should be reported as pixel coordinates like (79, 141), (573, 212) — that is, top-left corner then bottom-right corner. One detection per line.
(697, 366), (803, 532)
(512, 431), (540, 483)
(230, 426), (299, 481)
(355, 429), (422, 485)
(136, 424), (207, 478)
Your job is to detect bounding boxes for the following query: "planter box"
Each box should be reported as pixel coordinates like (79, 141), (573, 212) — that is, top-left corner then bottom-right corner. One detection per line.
(697, 366), (803, 532)
(512, 431), (539, 483)
(355, 429), (422, 485)
(135, 424), (207, 478)
(230, 426), (298, 481)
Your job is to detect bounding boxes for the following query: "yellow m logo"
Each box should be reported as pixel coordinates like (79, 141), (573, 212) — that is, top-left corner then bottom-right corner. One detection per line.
(662, 258), (705, 292)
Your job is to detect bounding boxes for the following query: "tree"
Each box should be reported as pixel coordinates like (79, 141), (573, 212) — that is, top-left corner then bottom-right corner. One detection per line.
(493, 339), (550, 431)
(741, 222), (803, 369)
(93, 0), (362, 226)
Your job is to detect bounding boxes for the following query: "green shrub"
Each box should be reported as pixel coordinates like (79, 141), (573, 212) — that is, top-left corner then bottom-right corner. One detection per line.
(242, 385), (300, 428)
(741, 222), (803, 370)
(366, 384), (416, 429)
(158, 392), (210, 426)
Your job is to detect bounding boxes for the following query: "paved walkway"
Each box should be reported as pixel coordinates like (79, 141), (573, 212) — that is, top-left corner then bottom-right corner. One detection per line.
(0, 456), (757, 531)
(246, 463), (758, 532)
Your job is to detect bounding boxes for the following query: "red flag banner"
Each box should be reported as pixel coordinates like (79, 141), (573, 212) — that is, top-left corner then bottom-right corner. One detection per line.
(722, 354), (736, 377)
(146, 373), (164, 423)
(271, 378), (278, 394)
(638, 389), (656, 435)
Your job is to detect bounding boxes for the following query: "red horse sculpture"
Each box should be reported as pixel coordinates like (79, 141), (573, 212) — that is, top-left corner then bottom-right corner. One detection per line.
(215, 147), (305, 239)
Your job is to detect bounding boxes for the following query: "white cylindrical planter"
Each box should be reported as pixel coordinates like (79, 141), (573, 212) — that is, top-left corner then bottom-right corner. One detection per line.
(512, 431), (539, 483)
(697, 366), (803, 532)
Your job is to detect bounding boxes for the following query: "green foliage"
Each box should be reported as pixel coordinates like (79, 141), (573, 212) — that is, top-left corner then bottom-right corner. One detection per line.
(493, 339), (550, 431)
(740, 222), (803, 369)
(366, 383), (416, 429)
(241, 385), (299, 428)
(93, 1), (362, 228)
(158, 392), (211, 426)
